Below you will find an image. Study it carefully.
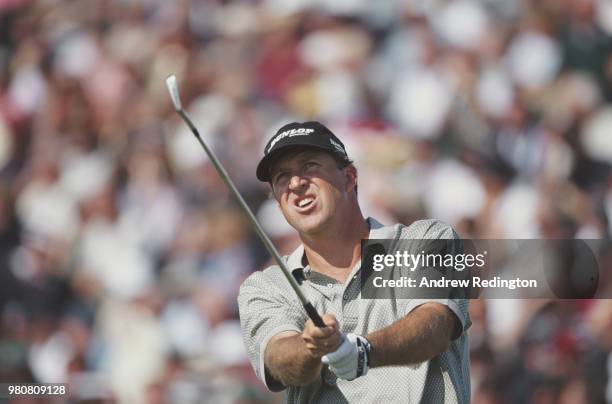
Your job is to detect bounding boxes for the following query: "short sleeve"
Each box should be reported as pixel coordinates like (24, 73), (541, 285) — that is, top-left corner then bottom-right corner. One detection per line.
(237, 270), (306, 391)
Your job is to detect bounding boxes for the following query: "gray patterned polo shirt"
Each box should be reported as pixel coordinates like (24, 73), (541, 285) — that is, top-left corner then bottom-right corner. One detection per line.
(238, 218), (471, 403)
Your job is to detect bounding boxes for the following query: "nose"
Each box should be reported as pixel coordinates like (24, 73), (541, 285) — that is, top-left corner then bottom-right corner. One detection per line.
(288, 173), (308, 191)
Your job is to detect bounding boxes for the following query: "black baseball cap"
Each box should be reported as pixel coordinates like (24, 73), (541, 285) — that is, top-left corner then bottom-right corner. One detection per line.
(256, 121), (350, 182)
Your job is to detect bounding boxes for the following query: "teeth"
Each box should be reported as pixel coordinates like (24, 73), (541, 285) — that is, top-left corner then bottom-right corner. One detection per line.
(298, 198), (313, 207)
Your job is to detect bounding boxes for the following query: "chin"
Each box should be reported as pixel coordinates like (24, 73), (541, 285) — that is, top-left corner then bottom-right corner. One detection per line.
(291, 214), (330, 235)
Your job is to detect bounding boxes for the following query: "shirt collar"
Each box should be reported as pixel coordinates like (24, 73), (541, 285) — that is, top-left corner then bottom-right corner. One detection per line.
(287, 244), (307, 283)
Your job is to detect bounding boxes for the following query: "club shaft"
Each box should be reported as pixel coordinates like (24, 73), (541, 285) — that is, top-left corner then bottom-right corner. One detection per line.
(177, 110), (325, 327)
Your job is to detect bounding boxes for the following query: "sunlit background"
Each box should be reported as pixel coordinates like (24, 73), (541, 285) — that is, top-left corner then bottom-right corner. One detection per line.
(1, 0), (612, 402)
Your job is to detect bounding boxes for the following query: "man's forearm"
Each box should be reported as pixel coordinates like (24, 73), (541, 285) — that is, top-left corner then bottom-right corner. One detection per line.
(366, 303), (458, 368)
(265, 333), (323, 387)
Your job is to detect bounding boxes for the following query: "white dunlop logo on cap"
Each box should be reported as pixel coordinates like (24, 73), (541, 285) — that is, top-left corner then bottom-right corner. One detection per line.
(267, 128), (315, 153)
(329, 138), (346, 155)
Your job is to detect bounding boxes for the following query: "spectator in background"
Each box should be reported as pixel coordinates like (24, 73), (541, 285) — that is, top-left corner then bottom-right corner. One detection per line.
(0, 0), (610, 402)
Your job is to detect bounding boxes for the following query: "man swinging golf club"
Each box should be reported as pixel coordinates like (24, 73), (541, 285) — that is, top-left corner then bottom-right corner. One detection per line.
(238, 121), (471, 403)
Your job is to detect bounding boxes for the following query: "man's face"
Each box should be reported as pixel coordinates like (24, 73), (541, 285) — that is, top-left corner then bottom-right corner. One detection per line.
(269, 149), (354, 236)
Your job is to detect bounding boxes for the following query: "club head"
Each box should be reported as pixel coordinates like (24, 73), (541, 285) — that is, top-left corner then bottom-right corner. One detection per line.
(166, 75), (183, 111)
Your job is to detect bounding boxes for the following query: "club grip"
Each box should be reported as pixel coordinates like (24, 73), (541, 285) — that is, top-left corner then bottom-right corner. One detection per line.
(303, 302), (325, 327)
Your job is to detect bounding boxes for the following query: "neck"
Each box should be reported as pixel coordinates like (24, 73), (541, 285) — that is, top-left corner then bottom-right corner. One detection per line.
(301, 208), (369, 283)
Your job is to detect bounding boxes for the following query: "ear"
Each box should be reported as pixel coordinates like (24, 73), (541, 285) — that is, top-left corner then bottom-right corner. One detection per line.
(344, 165), (357, 192)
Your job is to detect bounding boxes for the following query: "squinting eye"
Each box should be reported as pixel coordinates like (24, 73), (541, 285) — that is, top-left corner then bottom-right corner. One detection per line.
(304, 162), (317, 170)
(273, 173), (288, 186)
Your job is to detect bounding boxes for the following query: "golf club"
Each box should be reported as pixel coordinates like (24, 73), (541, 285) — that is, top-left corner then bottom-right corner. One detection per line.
(165, 74), (325, 328)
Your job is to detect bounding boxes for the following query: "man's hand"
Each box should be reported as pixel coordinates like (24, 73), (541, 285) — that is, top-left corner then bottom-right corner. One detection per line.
(302, 314), (343, 358)
(264, 313), (343, 387)
(321, 333), (371, 381)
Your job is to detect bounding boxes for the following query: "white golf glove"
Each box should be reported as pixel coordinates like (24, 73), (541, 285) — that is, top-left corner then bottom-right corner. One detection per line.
(321, 333), (371, 381)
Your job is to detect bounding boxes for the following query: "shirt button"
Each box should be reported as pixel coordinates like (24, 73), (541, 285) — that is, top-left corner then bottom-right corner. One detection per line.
(327, 283), (333, 288)
(343, 293), (349, 300)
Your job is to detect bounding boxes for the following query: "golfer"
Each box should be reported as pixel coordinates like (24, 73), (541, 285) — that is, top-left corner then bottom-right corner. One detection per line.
(238, 121), (471, 403)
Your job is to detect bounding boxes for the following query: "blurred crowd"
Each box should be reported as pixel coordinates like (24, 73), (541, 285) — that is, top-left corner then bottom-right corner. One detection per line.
(1, 0), (612, 402)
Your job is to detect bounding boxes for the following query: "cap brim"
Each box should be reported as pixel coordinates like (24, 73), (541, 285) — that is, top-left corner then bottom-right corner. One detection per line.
(256, 144), (339, 182)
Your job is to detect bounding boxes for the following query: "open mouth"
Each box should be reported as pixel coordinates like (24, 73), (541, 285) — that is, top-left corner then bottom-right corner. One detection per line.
(294, 195), (316, 211)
